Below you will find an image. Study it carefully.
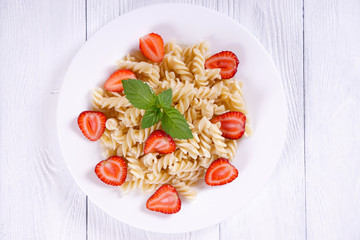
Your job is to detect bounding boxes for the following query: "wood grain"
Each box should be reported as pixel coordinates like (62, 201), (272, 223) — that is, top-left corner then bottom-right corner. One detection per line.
(304, 0), (360, 239)
(218, 0), (306, 239)
(0, 0), (87, 239)
(1, 0), (359, 238)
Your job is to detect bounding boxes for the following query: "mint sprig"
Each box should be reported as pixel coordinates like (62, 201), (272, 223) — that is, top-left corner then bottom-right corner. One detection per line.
(161, 107), (193, 139)
(122, 79), (156, 110)
(141, 107), (161, 129)
(157, 88), (172, 108)
(122, 79), (193, 139)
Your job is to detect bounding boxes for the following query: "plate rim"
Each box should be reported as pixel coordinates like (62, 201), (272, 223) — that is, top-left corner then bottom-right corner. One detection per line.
(57, 2), (288, 233)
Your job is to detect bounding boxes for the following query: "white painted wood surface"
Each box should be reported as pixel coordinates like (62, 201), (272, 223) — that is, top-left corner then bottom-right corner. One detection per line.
(305, 0), (360, 239)
(0, 1), (86, 239)
(0, 0), (359, 239)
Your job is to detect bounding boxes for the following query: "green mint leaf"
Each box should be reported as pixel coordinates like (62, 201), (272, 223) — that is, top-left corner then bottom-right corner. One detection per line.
(141, 108), (162, 129)
(123, 79), (156, 110)
(161, 107), (193, 139)
(157, 89), (172, 108)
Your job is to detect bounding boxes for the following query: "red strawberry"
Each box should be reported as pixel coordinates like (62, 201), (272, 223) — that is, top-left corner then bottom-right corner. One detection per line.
(144, 130), (176, 154)
(210, 111), (246, 139)
(78, 111), (106, 141)
(146, 185), (181, 214)
(139, 33), (164, 63)
(205, 51), (239, 79)
(104, 69), (136, 92)
(95, 156), (127, 186)
(205, 158), (238, 186)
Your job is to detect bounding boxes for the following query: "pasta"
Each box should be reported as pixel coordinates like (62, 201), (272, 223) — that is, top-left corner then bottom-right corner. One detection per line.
(92, 41), (251, 199)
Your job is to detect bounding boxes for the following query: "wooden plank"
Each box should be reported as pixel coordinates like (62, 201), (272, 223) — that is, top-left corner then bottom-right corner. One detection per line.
(0, 0), (86, 239)
(86, 0), (120, 38)
(218, 0), (306, 239)
(304, 0), (360, 239)
(86, 0), (219, 239)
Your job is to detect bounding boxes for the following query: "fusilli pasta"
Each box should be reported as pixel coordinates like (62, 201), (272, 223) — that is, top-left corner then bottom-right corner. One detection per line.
(92, 41), (251, 199)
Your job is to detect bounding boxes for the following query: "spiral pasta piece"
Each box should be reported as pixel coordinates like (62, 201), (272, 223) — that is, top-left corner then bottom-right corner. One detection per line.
(100, 129), (118, 150)
(182, 41), (210, 66)
(210, 122), (228, 158)
(168, 160), (201, 174)
(126, 156), (147, 180)
(225, 140), (237, 161)
(164, 40), (183, 58)
(118, 107), (145, 128)
(171, 179), (197, 200)
(152, 152), (179, 173)
(145, 171), (175, 184)
(161, 54), (193, 82)
(120, 179), (159, 193)
(92, 88), (131, 111)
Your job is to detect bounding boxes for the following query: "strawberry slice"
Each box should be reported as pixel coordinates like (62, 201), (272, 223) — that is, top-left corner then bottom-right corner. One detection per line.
(144, 130), (176, 154)
(205, 51), (239, 79)
(146, 185), (181, 214)
(104, 69), (136, 92)
(210, 111), (246, 139)
(139, 33), (164, 63)
(95, 156), (127, 186)
(205, 158), (238, 186)
(78, 111), (106, 141)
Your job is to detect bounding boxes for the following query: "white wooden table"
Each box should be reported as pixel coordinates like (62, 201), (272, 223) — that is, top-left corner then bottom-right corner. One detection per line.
(1, 0), (359, 239)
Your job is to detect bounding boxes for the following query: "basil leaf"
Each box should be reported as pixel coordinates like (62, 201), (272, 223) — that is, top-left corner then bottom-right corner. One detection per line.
(123, 79), (156, 110)
(161, 107), (193, 139)
(141, 108), (162, 129)
(157, 89), (172, 109)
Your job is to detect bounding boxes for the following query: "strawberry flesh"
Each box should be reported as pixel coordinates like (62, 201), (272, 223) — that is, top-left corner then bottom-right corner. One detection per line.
(205, 51), (239, 79)
(205, 158), (238, 186)
(78, 111), (106, 141)
(139, 33), (164, 63)
(104, 69), (136, 92)
(211, 111), (246, 139)
(144, 130), (176, 154)
(95, 156), (127, 186)
(146, 185), (181, 214)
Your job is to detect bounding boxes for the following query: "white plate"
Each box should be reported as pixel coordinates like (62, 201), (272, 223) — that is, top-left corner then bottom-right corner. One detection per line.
(57, 3), (287, 233)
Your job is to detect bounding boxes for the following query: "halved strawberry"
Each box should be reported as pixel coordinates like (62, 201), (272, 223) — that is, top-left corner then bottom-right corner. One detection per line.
(205, 158), (238, 186)
(95, 156), (127, 186)
(77, 111), (106, 141)
(139, 33), (164, 63)
(205, 51), (239, 79)
(146, 185), (181, 214)
(144, 130), (176, 154)
(210, 111), (246, 139)
(104, 69), (136, 92)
